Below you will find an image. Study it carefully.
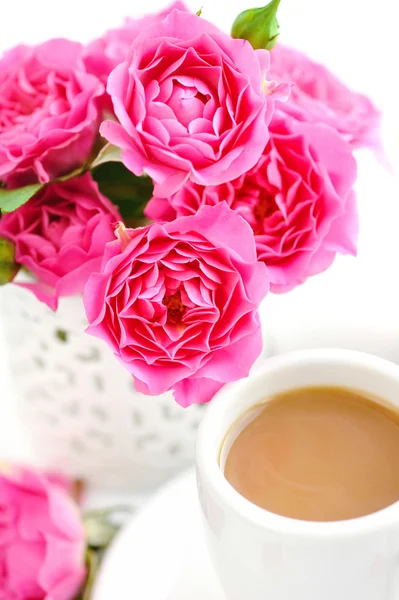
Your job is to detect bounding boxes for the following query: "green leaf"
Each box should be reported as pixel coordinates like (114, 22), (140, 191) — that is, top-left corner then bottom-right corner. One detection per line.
(0, 238), (20, 285)
(0, 183), (43, 213)
(231, 0), (281, 50)
(90, 143), (122, 170)
(92, 161), (153, 225)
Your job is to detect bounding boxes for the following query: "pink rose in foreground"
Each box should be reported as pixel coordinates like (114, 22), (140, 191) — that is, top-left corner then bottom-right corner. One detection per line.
(0, 468), (85, 600)
(101, 9), (283, 197)
(0, 173), (121, 310)
(146, 103), (358, 293)
(0, 39), (103, 189)
(84, 203), (269, 406)
(83, 2), (189, 85)
(268, 44), (380, 149)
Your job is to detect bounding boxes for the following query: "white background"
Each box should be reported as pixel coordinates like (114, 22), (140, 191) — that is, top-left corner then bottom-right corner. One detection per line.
(1, 0), (399, 465)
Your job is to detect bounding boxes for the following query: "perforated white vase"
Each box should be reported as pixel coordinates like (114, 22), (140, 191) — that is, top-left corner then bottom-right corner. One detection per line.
(0, 284), (207, 492)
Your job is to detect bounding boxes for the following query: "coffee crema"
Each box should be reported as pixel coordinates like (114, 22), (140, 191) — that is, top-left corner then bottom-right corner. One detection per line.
(223, 386), (399, 522)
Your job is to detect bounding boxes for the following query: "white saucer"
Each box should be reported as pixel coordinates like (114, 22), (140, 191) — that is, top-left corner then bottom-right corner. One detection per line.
(92, 469), (224, 599)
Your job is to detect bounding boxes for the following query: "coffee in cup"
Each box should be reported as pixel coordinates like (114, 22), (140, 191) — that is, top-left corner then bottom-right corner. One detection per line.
(223, 385), (399, 522)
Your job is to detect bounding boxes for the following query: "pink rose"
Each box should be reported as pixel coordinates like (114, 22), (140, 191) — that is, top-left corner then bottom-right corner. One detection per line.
(83, 2), (189, 85)
(268, 44), (380, 149)
(84, 203), (269, 406)
(0, 39), (104, 189)
(0, 173), (121, 310)
(0, 468), (86, 600)
(100, 9), (280, 197)
(146, 103), (358, 293)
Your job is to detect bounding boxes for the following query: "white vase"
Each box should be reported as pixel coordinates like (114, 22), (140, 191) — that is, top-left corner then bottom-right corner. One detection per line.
(0, 284), (206, 492)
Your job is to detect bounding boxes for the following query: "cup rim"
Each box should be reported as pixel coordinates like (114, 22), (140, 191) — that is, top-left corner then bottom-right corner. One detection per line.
(196, 348), (399, 538)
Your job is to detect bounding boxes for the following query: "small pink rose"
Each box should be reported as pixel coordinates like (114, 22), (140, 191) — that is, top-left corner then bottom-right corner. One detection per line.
(100, 9), (281, 197)
(84, 203), (269, 406)
(268, 44), (381, 150)
(0, 173), (121, 310)
(0, 467), (86, 600)
(0, 39), (104, 189)
(146, 102), (358, 293)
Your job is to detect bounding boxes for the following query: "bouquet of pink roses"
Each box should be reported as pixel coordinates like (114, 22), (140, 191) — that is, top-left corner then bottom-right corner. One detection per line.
(0, 1), (379, 409)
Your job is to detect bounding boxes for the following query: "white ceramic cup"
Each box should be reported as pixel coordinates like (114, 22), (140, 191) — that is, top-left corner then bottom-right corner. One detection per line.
(196, 349), (399, 600)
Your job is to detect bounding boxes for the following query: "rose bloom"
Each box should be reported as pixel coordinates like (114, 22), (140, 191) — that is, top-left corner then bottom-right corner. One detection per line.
(0, 173), (121, 310)
(100, 9), (283, 197)
(83, 1), (189, 84)
(146, 103), (358, 293)
(0, 39), (103, 189)
(84, 203), (269, 406)
(268, 44), (380, 149)
(0, 468), (85, 600)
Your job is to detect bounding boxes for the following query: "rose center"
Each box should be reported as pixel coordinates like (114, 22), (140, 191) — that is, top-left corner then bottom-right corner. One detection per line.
(195, 91), (208, 104)
(162, 289), (187, 324)
(168, 81), (208, 127)
(253, 193), (275, 232)
(41, 212), (72, 249)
